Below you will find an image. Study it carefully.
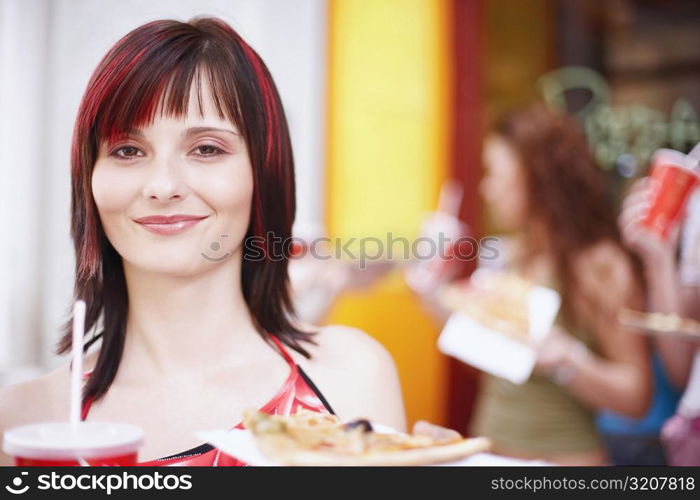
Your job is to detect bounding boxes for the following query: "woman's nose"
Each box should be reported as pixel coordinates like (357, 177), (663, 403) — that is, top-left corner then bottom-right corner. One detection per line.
(142, 155), (186, 201)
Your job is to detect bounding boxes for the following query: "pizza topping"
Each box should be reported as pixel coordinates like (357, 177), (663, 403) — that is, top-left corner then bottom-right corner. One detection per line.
(342, 419), (374, 433)
(438, 270), (533, 342)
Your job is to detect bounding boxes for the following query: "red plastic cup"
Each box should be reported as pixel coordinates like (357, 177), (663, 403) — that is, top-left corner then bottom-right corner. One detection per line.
(3, 421), (143, 466)
(643, 149), (700, 240)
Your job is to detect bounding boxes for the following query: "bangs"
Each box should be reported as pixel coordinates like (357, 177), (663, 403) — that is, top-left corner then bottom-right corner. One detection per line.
(90, 27), (245, 147)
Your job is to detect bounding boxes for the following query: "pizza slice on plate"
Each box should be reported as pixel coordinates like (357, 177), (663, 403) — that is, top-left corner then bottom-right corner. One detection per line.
(439, 270), (533, 342)
(243, 409), (491, 466)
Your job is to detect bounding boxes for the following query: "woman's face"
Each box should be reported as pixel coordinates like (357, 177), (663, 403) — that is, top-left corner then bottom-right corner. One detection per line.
(91, 81), (253, 277)
(479, 134), (528, 231)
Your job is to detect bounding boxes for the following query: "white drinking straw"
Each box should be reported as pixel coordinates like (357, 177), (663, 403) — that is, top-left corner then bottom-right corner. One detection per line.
(70, 299), (87, 428)
(437, 179), (464, 218)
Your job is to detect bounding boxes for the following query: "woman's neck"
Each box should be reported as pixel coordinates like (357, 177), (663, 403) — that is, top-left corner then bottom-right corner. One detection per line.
(118, 254), (260, 382)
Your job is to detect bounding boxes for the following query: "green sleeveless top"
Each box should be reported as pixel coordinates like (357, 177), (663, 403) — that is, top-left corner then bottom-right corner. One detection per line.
(469, 255), (603, 455)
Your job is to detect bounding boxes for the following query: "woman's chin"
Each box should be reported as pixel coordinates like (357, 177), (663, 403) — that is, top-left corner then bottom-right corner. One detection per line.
(124, 257), (226, 278)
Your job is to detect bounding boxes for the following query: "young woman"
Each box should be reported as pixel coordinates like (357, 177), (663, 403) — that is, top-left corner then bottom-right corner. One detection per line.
(416, 105), (652, 464)
(620, 178), (700, 465)
(0, 17), (405, 466)
(469, 105), (651, 465)
(619, 180), (700, 388)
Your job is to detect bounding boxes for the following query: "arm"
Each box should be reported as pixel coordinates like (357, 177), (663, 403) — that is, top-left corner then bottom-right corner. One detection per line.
(618, 177), (694, 387)
(413, 286), (453, 326)
(0, 372), (62, 466)
(535, 243), (652, 418)
(647, 254), (696, 387)
(0, 381), (36, 466)
(682, 286), (700, 320)
(0, 386), (15, 466)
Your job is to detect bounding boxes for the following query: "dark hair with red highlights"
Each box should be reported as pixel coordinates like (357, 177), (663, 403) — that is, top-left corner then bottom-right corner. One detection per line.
(493, 104), (644, 322)
(55, 16), (314, 406)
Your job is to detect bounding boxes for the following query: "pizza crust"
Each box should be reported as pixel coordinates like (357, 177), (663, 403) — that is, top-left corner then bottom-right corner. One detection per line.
(268, 436), (492, 466)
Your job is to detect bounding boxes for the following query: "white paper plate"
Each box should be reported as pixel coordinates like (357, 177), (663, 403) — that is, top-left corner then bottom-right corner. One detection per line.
(437, 283), (560, 384)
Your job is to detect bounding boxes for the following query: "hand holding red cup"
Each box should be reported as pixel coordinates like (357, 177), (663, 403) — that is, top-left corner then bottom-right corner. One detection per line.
(642, 148), (699, 241)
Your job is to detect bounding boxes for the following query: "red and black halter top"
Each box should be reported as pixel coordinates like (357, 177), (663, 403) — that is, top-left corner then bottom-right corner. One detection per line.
(80, 335), (334, 466)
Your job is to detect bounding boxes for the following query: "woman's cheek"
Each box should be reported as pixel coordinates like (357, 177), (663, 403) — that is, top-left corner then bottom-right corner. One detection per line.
(203, 167), (253, 214)
(92, 165), (133, 208)
(91, 165), (140, 245)
(214, 189), (252, 243)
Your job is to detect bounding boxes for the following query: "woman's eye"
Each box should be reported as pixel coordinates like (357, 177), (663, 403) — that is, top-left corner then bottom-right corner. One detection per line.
(111, 146), (143, 159)
(192, 145), (225, 157)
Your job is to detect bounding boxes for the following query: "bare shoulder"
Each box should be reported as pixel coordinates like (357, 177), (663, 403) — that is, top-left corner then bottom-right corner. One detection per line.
(304, 324), (395, 368)
(0, 363), (70, 426)
(575, 239), (636, 291)
(0, 375), (51, 425)
(578, 238), (629, 266)
(0, 365), (70, 465)
(291, 324), (406, 431)
(573, 239), (643, 321)
(0, 351), (89, 426)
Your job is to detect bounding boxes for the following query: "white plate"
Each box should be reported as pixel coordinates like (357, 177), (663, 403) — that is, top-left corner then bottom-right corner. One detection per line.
(437, 283), (560, 384)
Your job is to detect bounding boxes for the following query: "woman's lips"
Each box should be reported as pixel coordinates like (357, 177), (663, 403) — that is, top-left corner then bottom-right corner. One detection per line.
(134, 215), (208, 236)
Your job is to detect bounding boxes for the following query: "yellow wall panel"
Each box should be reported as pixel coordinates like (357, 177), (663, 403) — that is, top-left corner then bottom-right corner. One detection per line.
(326, 0), (452, 426)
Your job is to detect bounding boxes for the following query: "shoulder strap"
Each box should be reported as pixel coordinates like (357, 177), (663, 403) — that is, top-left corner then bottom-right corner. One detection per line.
(269, 335), (296, 367)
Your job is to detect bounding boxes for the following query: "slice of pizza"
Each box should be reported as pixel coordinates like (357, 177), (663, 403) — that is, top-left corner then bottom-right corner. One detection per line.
(438, 270), (532, 342)
(242, 409), (491, 466)
(618, 308), (700, 337)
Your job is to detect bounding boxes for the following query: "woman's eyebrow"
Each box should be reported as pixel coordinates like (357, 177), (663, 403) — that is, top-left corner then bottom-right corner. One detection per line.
(109, 127), (239, 143)
(182, 126), (239, 137)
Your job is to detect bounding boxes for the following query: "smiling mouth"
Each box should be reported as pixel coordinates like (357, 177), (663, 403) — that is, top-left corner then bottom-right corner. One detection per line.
(134, 215), (209, 236)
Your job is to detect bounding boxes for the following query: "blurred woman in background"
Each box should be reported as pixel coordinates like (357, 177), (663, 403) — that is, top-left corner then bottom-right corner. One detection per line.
(620, 177), (700, 465)
(464, 105), (651, 464)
